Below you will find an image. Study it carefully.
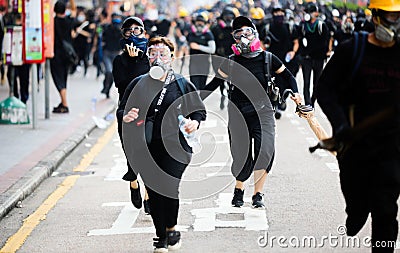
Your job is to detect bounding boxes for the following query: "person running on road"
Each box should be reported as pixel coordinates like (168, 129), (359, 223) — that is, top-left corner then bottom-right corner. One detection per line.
(113, 16), (151, 214)
(203, 16), (301, 209)
(117, 36), (206, 252)
(316, 1), (400, 251)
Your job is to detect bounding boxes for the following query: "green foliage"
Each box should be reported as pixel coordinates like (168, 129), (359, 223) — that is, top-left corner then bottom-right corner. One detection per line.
(328, 0), (364, 11)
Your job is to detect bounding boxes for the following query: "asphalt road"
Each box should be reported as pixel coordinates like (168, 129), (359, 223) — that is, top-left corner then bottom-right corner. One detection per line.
(1, 74), (399, 253)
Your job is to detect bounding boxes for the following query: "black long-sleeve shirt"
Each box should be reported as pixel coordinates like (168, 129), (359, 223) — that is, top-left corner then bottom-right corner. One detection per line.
(117, 73), (206, 146)
(316, 37), (400, 139)
(112, 52), (150, 101)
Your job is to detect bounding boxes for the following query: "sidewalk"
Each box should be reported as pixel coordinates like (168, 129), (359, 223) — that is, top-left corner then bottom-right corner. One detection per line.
(0, 66), (118, 218)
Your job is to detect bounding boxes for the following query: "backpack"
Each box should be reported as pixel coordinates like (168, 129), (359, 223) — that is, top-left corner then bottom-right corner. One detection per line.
(227, 51), (280, 105)
(302, 19), (324, 36)
(351, 31), (368, 79)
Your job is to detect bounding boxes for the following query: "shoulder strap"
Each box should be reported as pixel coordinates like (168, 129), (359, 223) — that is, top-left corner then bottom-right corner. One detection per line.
(318, 20), (323, 35)
(175, 76), (186, 95)
(263, 51), (272, 83)
(351, 31), (368, 79)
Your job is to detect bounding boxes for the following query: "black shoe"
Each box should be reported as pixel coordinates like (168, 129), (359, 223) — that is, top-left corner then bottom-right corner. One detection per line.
(53, 103), (63, 110)
(274, 110), (282, 119)
(252, 192), (265, 209)
(143, 199), (151, 215)
(130, 183), (142, 209)
(345, 214), (368, 236)
(53, 104), (69, 113)
(167, 230), (181, 250)
(153, 237), (168, 253)
(231, 188), (244, 207)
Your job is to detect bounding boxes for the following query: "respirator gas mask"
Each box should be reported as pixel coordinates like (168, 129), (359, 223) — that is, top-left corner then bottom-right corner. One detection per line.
(231, 27), (261, 55)
(147, 45), (173, 79)
(375, 11), (400, 43)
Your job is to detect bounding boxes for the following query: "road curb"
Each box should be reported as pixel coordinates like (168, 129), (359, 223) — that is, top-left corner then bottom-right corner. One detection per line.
(0, 106), (116, 219)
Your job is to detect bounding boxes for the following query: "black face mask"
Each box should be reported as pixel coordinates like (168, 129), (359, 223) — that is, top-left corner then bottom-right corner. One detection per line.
(273, 15), (284, 24)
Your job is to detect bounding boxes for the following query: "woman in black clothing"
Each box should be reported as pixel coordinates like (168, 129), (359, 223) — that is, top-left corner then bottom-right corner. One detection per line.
(113, 16), (151, 213)
(117, 37), (206, 252)
(204, 16), (301, 209)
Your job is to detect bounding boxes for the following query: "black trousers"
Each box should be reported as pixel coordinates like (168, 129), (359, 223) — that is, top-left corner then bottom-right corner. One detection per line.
(300, 57), (324, 106)
(8, 64), (30, 104)
(118, 118), (138, 182)
(228, 103), (275, 182)
(145, 140), (188, 240)
(338, 138), (400, 253)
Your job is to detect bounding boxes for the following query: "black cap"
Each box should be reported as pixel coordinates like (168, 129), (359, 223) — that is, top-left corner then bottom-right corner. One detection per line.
(306, 3), (318, 13)
(232, 16), (256, 30)
(122, 16), (144, 28)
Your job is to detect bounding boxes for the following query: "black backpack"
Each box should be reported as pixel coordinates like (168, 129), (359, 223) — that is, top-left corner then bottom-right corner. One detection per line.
(227, 51), (280, 104)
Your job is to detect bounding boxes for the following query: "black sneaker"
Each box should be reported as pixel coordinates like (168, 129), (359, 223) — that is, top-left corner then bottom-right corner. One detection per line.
(130, 183), (142, 209)
(167, 230), (181, 250)
(53, 104), (69, 113)
(143, 199), (151, 215)
(252, 192), (265, 209)
(153, 237), (168, 253)
(231, 188), (244, 207)
(274, 110), (282, 119)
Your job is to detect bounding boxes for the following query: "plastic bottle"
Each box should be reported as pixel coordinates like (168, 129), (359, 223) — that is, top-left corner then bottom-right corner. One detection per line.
(285, 52), (291, 63)
(178, 115), (200, 148)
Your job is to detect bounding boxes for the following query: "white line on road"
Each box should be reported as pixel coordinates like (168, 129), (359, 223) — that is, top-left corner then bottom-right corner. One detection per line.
(325, 163), (339, 173)
(87, 202), (189, 236)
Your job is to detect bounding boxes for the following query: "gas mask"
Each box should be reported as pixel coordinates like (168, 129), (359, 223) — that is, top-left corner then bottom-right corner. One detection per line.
(342, 22), (354, 34)
(375, 16), (400, 43)
(231, 27), (261, 55)
(147, 45), (173, 79)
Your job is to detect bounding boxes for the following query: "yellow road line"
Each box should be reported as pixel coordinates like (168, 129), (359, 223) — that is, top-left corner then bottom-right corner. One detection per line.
(0, 121), (116, 253)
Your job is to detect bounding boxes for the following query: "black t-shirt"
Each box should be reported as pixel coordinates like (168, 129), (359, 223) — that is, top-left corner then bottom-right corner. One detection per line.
(299, 19), (330, 59)
(268, 22), (299, 61)
(54, 16), (74, 57)
(103, 23), (122, 52)
(187, 31), (214, 55)
(317, 38), (400, 137)
(211, 22), (235, 57)
(219, 53), (283, 103)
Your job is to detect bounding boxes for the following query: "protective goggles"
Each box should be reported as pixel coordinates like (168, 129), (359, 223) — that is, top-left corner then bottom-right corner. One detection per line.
(232, 27), (256, 40)
(122, 26), (144, 37)
(146, 45), (173, 60)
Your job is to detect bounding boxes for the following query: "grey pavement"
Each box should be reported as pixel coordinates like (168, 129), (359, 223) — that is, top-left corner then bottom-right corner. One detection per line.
(0, 65), (118, 218)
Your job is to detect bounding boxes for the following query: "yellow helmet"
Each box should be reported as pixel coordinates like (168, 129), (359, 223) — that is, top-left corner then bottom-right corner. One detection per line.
(250, 7), (265, 20)
(368, 0), (400, 12)
(178, 7), (189, 18)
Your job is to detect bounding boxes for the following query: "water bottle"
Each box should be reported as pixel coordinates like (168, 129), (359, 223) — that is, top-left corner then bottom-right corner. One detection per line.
(178, 115), (200, 148)
(285, 52), (291, 63)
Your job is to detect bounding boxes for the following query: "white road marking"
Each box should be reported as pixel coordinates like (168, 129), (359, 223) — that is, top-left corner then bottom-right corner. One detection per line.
(104, 158), (126, 181)
(326, 162), (339, 173)
(87, 202), (189, 236)
(191, 193), (269, 232)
